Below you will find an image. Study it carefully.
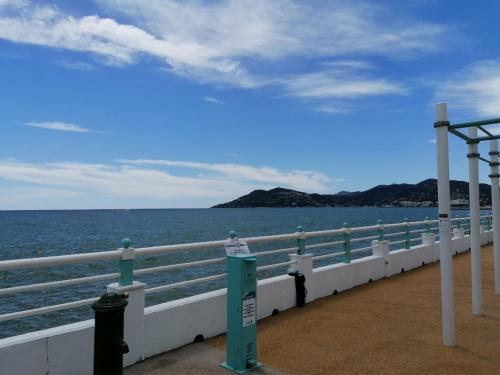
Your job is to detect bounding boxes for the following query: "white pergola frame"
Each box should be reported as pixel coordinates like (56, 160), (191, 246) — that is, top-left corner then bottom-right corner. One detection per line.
(435, 103), (500, 346)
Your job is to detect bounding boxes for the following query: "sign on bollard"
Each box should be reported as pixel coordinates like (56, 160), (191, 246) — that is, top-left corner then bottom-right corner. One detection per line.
(224, 238), (250, 256)
(221, 234), (262, 373)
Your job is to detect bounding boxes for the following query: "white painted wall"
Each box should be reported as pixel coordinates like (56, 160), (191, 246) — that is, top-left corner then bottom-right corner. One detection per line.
(0, 231), (493, 375)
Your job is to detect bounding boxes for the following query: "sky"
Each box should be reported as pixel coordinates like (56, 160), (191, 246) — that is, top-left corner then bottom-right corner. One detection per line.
(1, 0), (500, 209)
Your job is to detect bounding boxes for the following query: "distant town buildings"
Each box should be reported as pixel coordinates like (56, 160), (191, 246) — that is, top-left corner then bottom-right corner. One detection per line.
(451, 198), (469, 206)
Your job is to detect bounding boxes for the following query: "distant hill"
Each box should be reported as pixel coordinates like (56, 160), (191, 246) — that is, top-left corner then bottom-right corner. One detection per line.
(212, 179), (492, 208)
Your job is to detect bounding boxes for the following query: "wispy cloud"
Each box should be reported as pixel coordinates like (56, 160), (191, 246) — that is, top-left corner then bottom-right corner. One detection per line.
(316, 103), (351, 115)
(0, 158), (334, 208)
(284, 71), (407, 99)
(436, 60), (500, 117)
(428, 138), (436, 144)
(321, 60), (376, 70)
(57, 60), (96, 71)
(24, 121), (91, 133)
(203, 96), (224, 105)
(0, 1), (446, 93)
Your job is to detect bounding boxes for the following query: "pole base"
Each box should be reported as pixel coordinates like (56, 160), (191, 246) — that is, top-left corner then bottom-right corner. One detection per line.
(220, 361), (263, 374)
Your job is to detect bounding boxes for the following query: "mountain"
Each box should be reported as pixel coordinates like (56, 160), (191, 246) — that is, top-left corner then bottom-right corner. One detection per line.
(212, 179), (492, 208)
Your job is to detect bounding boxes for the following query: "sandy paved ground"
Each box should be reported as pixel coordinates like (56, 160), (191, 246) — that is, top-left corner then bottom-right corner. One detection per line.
(124, 342), (284, 375)
(210, 245), (500, 374)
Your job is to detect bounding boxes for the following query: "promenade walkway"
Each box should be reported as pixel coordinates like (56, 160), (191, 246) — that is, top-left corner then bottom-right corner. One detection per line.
(126, 245), (500, 374)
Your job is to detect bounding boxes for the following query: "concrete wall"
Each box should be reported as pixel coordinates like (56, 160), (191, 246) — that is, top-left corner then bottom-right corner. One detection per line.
(0, 231), (492, 375)
(0, 320), (94, 375)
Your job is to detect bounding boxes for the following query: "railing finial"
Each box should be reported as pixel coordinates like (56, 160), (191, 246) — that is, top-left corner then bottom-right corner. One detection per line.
(122, 238), (132, 249)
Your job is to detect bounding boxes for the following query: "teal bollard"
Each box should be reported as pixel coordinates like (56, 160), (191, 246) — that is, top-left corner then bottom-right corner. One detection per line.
(220, 254), (262, 373)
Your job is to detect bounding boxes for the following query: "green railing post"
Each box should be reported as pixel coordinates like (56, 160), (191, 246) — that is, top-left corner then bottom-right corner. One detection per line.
(425, 217), (431, 234)
(119, 238), (134, 286)
(457, 217), (461, 230)
(343, 223), (351, 263)
(377, 220), (384, 241)
(404, 218), (411, 249)
(297, 226), (306, 255)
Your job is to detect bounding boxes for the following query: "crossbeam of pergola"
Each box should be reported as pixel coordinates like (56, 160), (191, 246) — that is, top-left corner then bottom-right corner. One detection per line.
(445, 118), (500, 143)
(434, 103), (500, 347)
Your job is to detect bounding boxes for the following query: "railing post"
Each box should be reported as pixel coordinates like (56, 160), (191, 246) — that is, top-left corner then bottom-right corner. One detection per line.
(119, 238), (134, 286)
(452, 218), (461, 240)
(107, 238), (146, 366)
(296, 226), (306, 255)
(343, 223), (351, 263)
(404, 218), (411, 249)
(425, 217), (431, 234)
(377, 220), (384, 240)
(289, 226), (313, 302)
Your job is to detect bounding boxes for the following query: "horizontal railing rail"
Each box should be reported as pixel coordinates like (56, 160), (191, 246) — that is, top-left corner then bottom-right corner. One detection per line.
(0, 214), (492, 330)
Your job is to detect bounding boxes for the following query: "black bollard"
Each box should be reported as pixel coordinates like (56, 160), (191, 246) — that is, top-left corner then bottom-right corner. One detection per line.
(288, 271), (307, 307)
(92, 292), (129, 375)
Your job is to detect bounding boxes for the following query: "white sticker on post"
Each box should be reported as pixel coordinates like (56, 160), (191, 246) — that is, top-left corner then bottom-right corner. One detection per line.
(224, 239), (250, 256)
(242, 295), (256, 327)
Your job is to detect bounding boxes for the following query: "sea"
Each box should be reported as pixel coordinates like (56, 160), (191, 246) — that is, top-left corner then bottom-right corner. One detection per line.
(0, 207), (483, 338)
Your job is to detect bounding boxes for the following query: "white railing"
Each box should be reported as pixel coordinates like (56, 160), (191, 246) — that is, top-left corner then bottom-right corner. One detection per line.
(0, 215), (492, 331)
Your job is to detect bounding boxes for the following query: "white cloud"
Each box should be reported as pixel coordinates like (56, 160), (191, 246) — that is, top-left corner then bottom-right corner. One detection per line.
(436, 60), (500, 117)
(24, 121), (91, 133)
(0, 0), (27, 9)
(203, 96), (224, 105)
(57, 60), (96, 71)
(316, 104), (350, 115)
(321, 60), (376, 70)
(116, 159), (331, 192)
(0, 1), (445, 92)
(284, 70), (407, 99)
(0, 159), (333, 208)
(428, 138), (436, 144)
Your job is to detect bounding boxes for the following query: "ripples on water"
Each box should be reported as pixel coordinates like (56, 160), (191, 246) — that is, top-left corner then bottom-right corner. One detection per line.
(0, 207), (479, 338)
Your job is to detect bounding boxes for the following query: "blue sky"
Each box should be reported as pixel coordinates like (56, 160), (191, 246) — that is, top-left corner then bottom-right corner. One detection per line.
(1, 0), (500, 209)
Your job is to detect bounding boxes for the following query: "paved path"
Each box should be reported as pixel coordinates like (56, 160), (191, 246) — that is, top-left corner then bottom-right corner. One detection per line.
(124, 342), (285, 375)
(127, 245), (500, 374)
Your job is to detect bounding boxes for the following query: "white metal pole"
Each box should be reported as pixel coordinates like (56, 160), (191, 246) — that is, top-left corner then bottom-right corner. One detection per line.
(489, 140), (500, 295)
(435, 102), (456, 346)
(468, 126), (483, 315)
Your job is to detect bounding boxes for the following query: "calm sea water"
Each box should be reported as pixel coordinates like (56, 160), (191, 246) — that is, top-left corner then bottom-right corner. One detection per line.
(0, 207), (480, 338)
